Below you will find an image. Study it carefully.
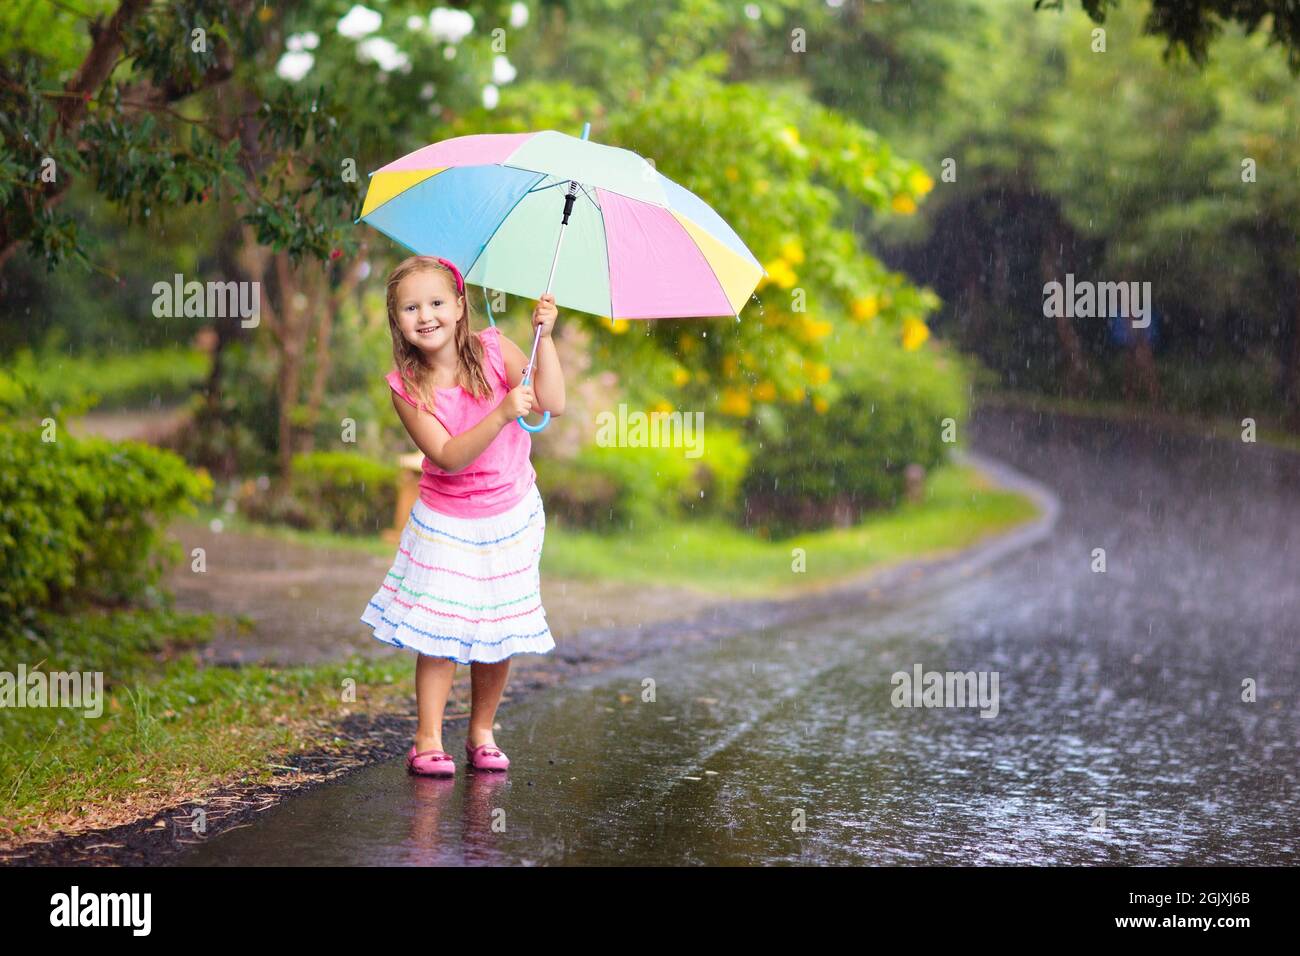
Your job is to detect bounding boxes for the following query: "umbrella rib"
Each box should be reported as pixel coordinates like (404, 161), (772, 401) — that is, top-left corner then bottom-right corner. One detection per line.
(578, 183), (602, 211)
(596, 190), (614, 320)
(523, 176), (601, 212)
(525, 178), (569, 195)
(501, 161), (667, 208)
(462, 171), (550, 288)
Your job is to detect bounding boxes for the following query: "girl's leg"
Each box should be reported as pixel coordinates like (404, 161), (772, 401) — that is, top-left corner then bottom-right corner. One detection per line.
(414, 653), (457, 753)
(467, 659), (511, 749)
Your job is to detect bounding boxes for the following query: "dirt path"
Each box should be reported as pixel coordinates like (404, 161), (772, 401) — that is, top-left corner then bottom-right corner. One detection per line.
(163, 517), (733, 667)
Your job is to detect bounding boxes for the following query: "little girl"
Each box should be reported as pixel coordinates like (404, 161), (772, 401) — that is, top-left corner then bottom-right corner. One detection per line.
(360, 255), (564, 777)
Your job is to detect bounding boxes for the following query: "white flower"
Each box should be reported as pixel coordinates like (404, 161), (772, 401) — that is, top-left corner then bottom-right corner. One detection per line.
(275, 51), (314, 82)
(509, 2), (529, 28)
(420, 82), (437, 101)
(406, 15), (424, 31)
(286, 31), (320, 51)
(482, 83), (499, 109)
(338, 5), (382, 39)
(301, 31), (319, 50)
(429, 7), (474, 44)
(492, 54), (517, 85)
(744, 3), (761, 20)
(444, 45), (457, 60)
(358, 36), (410, 73)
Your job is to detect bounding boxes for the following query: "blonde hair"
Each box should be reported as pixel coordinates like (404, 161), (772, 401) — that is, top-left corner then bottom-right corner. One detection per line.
(385, 256), (495, 410)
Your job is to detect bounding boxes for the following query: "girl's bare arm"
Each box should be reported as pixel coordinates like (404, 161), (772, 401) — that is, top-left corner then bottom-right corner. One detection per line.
(500, 333), (566, 416)
(392, 393), (510, 474)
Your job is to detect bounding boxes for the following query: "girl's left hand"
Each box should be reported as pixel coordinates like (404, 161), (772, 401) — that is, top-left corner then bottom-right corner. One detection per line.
(532, 294), (557, 338)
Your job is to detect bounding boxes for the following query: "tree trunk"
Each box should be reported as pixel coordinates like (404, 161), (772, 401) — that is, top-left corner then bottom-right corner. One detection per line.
(1125, 334), (1161, 405)
(1283, 289), (1300, 429)
(275, 253), (304, 486)
(1039, 230), (1088, 397)
(301, 246), (368, 453)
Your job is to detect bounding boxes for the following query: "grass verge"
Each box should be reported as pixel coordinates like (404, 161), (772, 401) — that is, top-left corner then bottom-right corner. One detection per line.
(0, 607), (421, 850)
(535, 460), (1040, 597)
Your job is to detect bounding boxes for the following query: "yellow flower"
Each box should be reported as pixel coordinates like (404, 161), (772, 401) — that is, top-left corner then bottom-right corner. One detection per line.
(722, 354), (739, 377)
(812, 395), (829, 414)
(801, 316), (833, 342)
(724, 166), (739, 182)
(779, 125), (800, 147)
(650, 400), (673, 415)
(780, 238), (805, 265)
(808, 362), (831, 385)
(672, 366), (691, 386)
(907, 169), (935, 196)
(764, 258), (797, 289)
(891, 194), (917, 215)
(719, 387), (751, 417)
(755, 179), (770, 195)
(901, 316), (930, 351)
(602, 316), (629, 333)
(677, 332), (696, 353)
(851, 295), (879, 321)
(753, 380), (776, 401)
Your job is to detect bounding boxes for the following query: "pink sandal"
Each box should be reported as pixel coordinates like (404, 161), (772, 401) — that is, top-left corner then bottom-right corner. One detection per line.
(465, 741), (510, 771)
(407, 744), (456, 777)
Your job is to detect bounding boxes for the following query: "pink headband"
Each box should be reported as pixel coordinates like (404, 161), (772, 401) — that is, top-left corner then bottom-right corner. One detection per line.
(430, 256), (465, 296)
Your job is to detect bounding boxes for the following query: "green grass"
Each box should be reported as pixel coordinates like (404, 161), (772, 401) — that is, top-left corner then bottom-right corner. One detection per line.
(0, 606), (415, 846)
(3, 345), (211, 411)
(537, 461), (1040, 597)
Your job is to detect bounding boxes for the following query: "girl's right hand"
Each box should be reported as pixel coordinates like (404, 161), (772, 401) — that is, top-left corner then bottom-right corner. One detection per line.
(498, 383), (535, 424)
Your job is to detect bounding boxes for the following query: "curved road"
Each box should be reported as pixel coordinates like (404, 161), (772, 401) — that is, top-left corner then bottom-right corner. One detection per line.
(175, 406), (1299, 865)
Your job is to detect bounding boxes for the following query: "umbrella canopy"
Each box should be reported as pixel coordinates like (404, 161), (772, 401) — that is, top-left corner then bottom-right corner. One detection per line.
(358, 130), (764, 321)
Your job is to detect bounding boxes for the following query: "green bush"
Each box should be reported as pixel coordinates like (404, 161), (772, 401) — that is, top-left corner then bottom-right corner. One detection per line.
(0, 364), (98, 423)
(536, 420), (752, 532)
(741, 338), (971, 536)
(238, 451), (398, 535)
(0, 423), (214, 615)
(534, 456), (623, 529)
(2, 345), (210, 412)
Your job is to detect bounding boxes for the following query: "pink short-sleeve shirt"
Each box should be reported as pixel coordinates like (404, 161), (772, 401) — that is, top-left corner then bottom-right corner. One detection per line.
(385, 326), (537, 518)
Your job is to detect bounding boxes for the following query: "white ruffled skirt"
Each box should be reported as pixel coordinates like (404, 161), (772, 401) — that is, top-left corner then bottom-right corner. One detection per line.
(360, 482), (555, 664)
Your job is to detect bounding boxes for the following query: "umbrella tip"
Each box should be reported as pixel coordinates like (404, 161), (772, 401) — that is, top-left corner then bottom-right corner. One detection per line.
(580, 121), (591, 141)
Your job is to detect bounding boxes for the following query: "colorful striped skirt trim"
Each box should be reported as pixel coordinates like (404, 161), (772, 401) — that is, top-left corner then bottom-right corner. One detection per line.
(360, 482), (555, 664)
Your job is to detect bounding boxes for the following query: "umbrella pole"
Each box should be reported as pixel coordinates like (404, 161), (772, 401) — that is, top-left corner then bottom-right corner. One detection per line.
(517, 121), (590, 433)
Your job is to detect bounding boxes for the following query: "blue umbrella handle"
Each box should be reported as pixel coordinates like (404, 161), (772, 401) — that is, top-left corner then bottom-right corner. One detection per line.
(516, 323), (551, 432)
(516, 368), (550, 432)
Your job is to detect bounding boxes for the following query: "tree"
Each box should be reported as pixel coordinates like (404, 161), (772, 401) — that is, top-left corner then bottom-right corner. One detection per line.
(1, 0), (510, 481)
(1036, 0), (1300, 72)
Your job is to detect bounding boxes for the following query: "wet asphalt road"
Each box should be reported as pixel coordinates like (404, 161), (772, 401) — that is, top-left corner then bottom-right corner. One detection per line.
(175, 406), (1299, 865)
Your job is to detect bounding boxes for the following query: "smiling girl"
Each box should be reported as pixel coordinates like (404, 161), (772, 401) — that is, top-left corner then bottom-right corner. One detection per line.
(360, 255), (565, 777)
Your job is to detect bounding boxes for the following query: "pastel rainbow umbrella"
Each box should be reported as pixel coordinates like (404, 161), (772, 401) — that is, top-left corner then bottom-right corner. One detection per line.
(357, 123), (765, 431)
